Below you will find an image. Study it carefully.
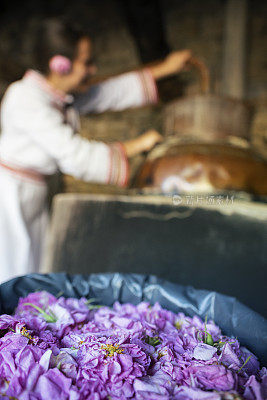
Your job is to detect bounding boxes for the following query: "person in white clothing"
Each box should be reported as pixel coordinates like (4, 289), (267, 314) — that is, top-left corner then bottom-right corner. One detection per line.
(0, 19), (192, 283)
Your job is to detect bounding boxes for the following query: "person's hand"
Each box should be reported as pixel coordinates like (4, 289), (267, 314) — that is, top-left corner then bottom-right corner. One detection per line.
(149, 50), (192, 80)
(123, 130), (163, 158)
(163, 50), (192, 74)
(67, 60), (89, 88)
(137, 130), (163, 152)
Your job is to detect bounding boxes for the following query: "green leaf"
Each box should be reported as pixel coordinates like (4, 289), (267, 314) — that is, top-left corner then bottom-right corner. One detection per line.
(23, 303), (57, 323)
(56, 361), (62, 370)
(203, 315), (214, 345)
(144, 335), (161, 347)
(85, 298), (104, 310)
(205, 332), (214, 346)
(85, 298), (99, 305)
(214, 340), (236, 349)
(238, 355), (252, 373)
(88, 304), (104, 310)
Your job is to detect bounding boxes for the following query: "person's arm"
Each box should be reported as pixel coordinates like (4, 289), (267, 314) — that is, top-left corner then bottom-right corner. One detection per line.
(122, 129), (162, 158)
(104, 130), (162, 186)
(74, 69), (158, 115)
(148, 50), (192, 80)
(74, 50), (192, 115)
(13, 92), (161, 187)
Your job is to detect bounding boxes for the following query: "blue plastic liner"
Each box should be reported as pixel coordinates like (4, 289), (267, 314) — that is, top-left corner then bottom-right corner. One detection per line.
(0, 272), (266, 364)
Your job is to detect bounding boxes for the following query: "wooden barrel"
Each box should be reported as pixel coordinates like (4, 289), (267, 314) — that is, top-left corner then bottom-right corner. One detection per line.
(163, 57), (254, 141)
(164, 94), (254, 141)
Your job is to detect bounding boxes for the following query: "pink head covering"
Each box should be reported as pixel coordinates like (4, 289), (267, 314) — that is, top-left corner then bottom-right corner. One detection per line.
(49, 55), (72, 74)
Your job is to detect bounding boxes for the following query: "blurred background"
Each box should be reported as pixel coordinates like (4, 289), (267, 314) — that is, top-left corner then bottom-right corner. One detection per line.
(0, 1), (266, 184)
(0, 0), (266, 315)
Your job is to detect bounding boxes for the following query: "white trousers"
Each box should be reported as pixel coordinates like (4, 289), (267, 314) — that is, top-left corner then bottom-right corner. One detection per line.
(0, 169), (48, 283)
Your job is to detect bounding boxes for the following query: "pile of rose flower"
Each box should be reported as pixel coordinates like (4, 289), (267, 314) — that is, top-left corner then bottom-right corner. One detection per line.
(0, 292), (266, 400)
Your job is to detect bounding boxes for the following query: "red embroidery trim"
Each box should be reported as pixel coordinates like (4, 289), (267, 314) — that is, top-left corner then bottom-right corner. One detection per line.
(145, 69), (159, 103)
(116, 142), (129, 187)
(138, 69), (159, 105)
(0, 160), (46, 184)
(24, 70), (73, 105)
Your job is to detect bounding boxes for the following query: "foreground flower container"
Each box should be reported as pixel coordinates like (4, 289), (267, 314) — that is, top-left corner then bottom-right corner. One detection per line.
(0, 272), (266, 367)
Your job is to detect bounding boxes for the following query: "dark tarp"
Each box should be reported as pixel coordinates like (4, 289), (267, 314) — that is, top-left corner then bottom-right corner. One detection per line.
(0, 272), (266, 365)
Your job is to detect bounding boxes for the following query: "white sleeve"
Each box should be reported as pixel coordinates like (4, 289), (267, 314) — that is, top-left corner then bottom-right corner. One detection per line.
(74, 69), (158, 115)
(14, 96), (128, 186)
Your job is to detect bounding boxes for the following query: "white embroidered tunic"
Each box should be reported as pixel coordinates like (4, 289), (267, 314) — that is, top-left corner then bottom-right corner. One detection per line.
(0, 69), (158, 185)
(0, 68), (158, 283)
